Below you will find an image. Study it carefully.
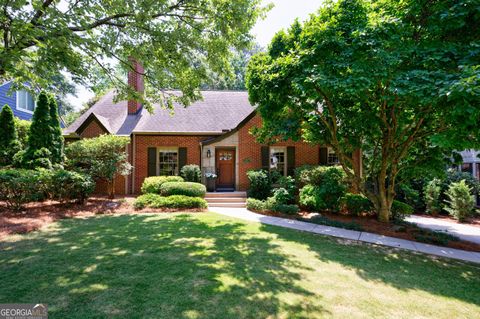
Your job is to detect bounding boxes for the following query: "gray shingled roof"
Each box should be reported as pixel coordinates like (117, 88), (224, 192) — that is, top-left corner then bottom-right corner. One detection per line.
(64, 90), (255, 136)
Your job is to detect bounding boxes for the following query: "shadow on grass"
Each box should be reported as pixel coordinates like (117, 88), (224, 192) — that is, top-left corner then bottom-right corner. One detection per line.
(259, 223), (480, 306)
(0, 214), (327, 318)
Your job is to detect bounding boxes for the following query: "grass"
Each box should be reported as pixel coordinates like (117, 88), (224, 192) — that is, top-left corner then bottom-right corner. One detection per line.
(0, 212), (479, 318)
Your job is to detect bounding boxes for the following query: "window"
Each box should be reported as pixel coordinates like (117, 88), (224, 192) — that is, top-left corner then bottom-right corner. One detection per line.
(327, 148), (340, 165)
(16, 90), (36, 113)
(158, 148), (178, 176)
(270, 147), (286, 176)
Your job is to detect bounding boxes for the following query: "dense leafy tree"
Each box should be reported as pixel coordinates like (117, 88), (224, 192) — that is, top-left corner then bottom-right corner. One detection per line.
(246, 0), (480, 222)
(48, 95), (64, 164)
(65, 135), (132, 198)
(0, 105), (21, 166)
(0, 0), (269, 111)
(14, 118), (31, 148)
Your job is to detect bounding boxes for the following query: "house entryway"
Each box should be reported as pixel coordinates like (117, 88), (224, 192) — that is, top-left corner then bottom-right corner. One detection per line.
(215, 148), (236, 191)
(205, 191), (247, 208)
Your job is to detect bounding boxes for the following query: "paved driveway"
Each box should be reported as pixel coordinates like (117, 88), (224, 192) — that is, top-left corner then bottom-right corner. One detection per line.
(406, 215), (480, 244)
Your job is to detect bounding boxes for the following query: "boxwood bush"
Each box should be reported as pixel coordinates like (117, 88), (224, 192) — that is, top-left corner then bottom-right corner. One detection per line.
(42, 169), (94, 203)
(340, 193), (373, 216)
(180, 165), (202, 183)
(160, 182), (206, 198)
(0, 169), (44, 210)
(134, 194), (207, 210)
(246, 197), (299, 215)
(141, 176), (184, 194)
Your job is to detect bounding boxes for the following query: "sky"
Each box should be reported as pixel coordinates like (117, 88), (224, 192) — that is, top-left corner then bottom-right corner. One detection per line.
(68, 0), (323, 110)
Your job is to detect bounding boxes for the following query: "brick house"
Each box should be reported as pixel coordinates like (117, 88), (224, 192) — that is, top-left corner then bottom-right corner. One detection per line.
(63, 63), (340, 194)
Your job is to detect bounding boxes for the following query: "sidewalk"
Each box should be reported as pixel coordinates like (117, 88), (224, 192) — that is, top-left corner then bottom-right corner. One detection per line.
(406, 215), (480, 244)
(210, 207), (480, 264)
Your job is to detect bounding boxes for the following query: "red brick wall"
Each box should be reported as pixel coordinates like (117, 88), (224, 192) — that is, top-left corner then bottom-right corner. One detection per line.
(237, 114), (320, 190)
(133, 135), (213, 193)
(79, 119), (107, 138)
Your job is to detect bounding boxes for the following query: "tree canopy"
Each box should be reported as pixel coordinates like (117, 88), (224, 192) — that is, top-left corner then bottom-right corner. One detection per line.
(246, 0), (480, 222)
(0, 104), (21, 166)
(0, 0), (269, 111)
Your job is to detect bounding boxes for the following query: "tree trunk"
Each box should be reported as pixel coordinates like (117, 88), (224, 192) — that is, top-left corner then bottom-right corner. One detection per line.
(108, 178), (115, 199)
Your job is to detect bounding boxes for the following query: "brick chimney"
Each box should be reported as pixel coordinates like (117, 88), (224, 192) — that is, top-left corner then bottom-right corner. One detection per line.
(127, 57), (144, 114)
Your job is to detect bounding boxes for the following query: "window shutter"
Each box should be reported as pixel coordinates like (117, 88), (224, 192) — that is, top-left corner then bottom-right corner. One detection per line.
(147, 147), (157, 176)
(261, 146), (269, 170)
(287, 146), (295, 176)
(319, 147), (328, 165)
(178, 147), (187, 171)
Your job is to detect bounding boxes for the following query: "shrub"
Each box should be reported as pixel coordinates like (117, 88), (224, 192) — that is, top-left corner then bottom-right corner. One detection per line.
(181, 164), (201, 183)
(134, 194), (207, 210)
(298, 215), (364, 231)
(42, 169), (94, 203)
(294, 165), (316, 188)
(297, 166), (347, 212)
(0, 169), (44, 210)
(246, 169), (271, 200)
(0, 104), (21, 166)
(141, 176), (184, 194)
(276, 175), (296, 203)
(340, 193), (373, 216)
(397, 184), (422, 211)
(272, 188), (291, 205)
(246, 198), (265, 212)
(424, 178), (442, 215)
(160, 182), (206, 198)
(391, 200), (414, 221)
(444, 180), (475, 222)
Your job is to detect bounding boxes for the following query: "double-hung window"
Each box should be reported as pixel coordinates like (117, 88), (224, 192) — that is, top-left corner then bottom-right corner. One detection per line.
(270, 147), (286, 176)
(158, 148), (178, 176)
(17, 90), (36, 113)
(327, 148), (340, 165)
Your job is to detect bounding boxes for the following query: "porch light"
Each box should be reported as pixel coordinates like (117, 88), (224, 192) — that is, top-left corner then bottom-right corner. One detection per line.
(206, 149), (211, 158)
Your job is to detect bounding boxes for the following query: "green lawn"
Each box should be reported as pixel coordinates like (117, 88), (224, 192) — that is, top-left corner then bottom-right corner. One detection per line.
(1, 212), (479, 318)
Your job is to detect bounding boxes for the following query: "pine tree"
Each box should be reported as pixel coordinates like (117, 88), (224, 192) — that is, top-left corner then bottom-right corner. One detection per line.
(48, 95), (64, 164)
(23, 91), (53, 167)
(0, 104), (21, 166)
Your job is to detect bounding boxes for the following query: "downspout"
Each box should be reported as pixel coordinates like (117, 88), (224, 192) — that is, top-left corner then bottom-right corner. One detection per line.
(132, 133), (136, 194)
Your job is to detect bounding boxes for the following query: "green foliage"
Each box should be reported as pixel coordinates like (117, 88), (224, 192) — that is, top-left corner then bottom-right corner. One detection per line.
(271, 188), (291, 205)
(444, 180), (475, 222)
(391, 201), (414, 222)
(396, 221), (460, 246)
(133, 194), (207, 210)
(246, 198), (265, 212)
(141, 176), (184, 194)
(297, 215), (364, 232)
(442, 169), (480, 198)
(340, 193), (373, 216)
(396, 184), (422, 212)
(298, 166), (347, 212)
(0, 1), (268, 113)
(65, 134), (132, 198)
(0, 169), (44, 210)
(180, 165), (202, 183)
(424, 178), (442, 215)
(23, 92), (53, 167)
(48, 96), (64, 164)
(294, 165), (316, 188)
(40, 169), (94, 203)
(0, 105), (21, 166)
(246, 170), (272, 200)
(246, 197), (299, 215)
(246, 0), (480, 222)
(276, 176), (296, 203)
(14, 118), (31, 147)
(160, 182), (206, 198)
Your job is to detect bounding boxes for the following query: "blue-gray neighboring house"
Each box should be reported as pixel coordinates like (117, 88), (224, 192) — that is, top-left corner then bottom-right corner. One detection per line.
(0, 81), (37, 120)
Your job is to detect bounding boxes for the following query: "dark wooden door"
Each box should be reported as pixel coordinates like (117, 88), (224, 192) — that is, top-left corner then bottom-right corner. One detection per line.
(216, 148), (235, 188)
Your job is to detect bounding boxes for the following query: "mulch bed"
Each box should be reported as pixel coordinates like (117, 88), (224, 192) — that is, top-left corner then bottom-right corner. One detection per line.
(0, 197), (205, 239)
(254, 210), (480, 253)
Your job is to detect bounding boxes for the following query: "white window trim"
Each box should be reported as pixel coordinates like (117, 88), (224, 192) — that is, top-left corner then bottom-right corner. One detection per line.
(327, 147), (340, 165)
(157, 147), (179, 176)
(270, 146), (287, 176)
(16, 90), (36, 114)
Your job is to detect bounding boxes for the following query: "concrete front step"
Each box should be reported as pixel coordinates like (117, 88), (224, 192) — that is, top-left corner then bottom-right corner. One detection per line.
(205, 197), (246, 203)
(208, 202), (246, 208)
(205, 192), (247, 198)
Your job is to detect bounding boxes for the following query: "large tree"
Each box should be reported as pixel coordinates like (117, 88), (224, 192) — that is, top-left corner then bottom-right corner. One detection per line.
(0, 0), (268, 110)
(246, 0), (480, 222)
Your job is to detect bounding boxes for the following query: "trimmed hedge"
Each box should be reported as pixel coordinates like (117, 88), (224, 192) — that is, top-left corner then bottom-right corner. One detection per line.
(246, 197), (299, 215)
(340, 193), (373, 216)
(180, 165), (201, 183)
(160, 182), (206, 198)
(391, 200), (414, 221)
(0, 169), (43, 210)
(134, 194), (207, 210)
(42, 169), (94, 203)
(141, 176), (184, 194)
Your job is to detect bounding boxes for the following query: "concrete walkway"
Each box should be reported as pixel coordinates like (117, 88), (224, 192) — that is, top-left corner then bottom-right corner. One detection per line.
(406, 215), (480, 244)
(210, 207), (480, 264)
